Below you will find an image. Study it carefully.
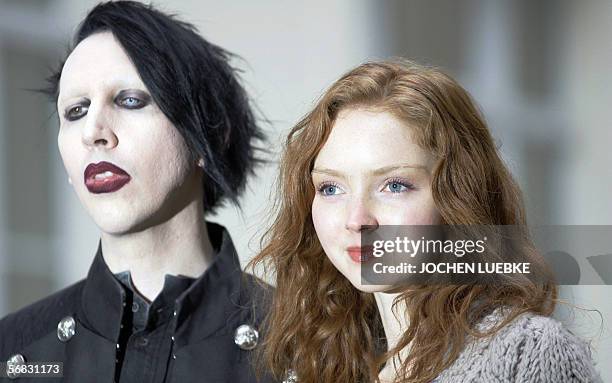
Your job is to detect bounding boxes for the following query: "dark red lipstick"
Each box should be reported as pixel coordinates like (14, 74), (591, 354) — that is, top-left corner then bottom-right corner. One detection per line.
(84, 161), (131, 194)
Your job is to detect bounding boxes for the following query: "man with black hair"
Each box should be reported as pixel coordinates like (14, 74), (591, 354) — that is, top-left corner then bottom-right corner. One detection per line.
(0, 2), (272, 382)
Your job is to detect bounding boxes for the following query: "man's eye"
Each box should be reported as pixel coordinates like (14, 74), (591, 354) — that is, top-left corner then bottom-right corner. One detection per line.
(118, 96), (144, 109)
(65, 104), (88, 121)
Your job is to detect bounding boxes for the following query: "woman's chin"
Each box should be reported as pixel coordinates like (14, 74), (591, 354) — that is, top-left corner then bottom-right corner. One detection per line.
(348, 277), (394, 293)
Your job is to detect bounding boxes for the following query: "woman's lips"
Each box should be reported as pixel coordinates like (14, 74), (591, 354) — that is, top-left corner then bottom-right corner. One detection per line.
(84, 161), (131, 194)
(346, 245), (374, 263)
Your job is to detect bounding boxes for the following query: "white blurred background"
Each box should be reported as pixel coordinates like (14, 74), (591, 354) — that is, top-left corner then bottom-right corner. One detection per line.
(0, 0), (610, 379)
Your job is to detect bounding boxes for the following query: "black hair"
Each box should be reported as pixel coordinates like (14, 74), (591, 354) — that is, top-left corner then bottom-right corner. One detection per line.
(45, 0), (265, 214)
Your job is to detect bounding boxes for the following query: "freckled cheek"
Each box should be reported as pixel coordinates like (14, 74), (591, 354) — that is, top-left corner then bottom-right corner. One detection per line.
(311, 198), (345, 253)
(377, 198), (441, 225)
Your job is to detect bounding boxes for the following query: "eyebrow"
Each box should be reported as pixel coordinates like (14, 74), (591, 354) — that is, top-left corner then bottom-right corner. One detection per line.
(311, 164), (429, 178)
(58, 81), (146, 104)
(57, 94), (86, 108)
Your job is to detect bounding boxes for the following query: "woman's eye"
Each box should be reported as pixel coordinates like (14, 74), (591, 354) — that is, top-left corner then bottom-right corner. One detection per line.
(118, 96), (144, 109)
(317, 183), (344, 196)
(65, 104), (88, 121)
(382, 179), (413, 193)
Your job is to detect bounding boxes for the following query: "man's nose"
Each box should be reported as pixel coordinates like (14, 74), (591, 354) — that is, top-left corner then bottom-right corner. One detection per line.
(81, 105), (118, 150)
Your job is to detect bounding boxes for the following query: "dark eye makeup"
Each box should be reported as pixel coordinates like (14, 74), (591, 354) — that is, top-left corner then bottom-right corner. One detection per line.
(114, 89), (151, 109)
(64, 100), (90, 121)
(62, 89), (151, 122)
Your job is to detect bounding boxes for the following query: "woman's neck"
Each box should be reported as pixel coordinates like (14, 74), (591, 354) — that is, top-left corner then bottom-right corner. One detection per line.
(100, 197), (215, 301)
(374, 291), (410, 382)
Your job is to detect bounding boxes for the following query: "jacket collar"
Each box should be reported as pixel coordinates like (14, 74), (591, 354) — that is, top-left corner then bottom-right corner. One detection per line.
(79, 222), (243, 343)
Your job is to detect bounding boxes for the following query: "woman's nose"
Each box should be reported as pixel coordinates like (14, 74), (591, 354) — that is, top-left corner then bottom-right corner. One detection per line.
(81, 105), (118, 149)
(345, 199), (379, 232)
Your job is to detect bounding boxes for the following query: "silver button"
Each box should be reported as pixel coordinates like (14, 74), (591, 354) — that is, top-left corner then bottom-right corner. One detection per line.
(6, 353), (26, 379)
(132, 302), (139, 312)
(234, 324), (259, 350)
(57, 316), (76, 342)
(282, 369), (298, 383)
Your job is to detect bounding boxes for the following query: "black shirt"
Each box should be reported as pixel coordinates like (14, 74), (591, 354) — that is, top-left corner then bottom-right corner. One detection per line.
(112, 271), (195, 382)
(0, 222), (273, 383)
(114, 271), (195, 333)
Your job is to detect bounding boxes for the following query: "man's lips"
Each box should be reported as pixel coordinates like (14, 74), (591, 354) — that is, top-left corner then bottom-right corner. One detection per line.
(83, 161), (131, 194)
(346, 245), (374, 263)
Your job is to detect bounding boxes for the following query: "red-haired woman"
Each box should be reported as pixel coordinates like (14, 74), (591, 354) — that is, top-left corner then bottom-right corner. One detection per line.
(251, 60), (602, 383)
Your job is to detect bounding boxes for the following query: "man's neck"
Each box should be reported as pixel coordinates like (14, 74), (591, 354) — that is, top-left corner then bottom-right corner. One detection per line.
(100, 198), (215, 301)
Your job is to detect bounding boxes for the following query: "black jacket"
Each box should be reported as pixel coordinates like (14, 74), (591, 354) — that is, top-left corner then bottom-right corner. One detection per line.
(0, 223), (273, 382)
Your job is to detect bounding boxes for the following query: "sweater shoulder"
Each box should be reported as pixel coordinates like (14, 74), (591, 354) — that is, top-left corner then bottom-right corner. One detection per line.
(0, 280), (85, 360)
(480, 311), (602, 382)
(490, 311), (588, 352)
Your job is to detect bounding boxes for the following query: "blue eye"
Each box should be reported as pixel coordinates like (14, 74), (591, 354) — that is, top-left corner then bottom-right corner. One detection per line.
(323, 185), (338, 195)
(388, 182), (407, 192)
(119, 96), (143, 108)
(317, 182), (343, 196)
(383, 179), (414, 194)
(115, 90), (151, 109)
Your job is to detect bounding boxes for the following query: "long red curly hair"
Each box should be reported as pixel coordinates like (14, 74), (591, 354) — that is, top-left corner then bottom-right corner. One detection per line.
(249, 59), (557, 383)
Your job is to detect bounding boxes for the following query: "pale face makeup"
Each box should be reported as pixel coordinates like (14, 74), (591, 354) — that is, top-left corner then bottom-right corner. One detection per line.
(57, 32), (201, 235)
(311, 108), (442, 292)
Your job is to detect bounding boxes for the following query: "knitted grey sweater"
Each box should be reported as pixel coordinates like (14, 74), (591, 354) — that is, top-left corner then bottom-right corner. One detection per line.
(434, 311), (602, 382)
